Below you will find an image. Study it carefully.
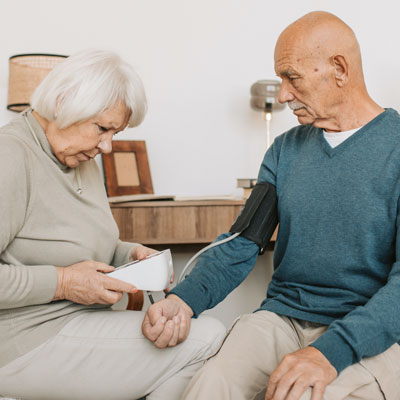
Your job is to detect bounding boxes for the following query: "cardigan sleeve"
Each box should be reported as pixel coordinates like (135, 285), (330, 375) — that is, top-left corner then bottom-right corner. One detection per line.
(0, 136), (58, 309)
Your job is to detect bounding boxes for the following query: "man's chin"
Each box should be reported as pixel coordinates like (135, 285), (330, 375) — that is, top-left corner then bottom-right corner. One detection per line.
(292, 108), (312, 125)
(296, 115), (313, 125)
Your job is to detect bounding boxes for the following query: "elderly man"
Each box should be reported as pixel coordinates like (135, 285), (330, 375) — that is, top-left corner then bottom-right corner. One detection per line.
(142, 11), (400, 400)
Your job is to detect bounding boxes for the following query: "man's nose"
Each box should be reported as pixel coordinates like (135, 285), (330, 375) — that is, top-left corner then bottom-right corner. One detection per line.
(278, 80), (295, 104)
(97, 136), (113, 154)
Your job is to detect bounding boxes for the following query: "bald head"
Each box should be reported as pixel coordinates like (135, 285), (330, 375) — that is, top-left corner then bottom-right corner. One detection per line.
(275, 11), (363, 85)
(280, 11), (358, 49)
(273, 11), (383, 131)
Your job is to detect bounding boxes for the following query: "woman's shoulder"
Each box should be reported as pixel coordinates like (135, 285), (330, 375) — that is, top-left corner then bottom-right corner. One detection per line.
(0, 120), (36, 174)
(0, 115), (39, 155)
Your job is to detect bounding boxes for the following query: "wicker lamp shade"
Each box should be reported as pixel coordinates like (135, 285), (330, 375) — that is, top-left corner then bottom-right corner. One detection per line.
(7, 53), (68, 112)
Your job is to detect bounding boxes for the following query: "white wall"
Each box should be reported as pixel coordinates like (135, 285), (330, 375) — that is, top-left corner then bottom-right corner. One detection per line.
(2, 0), (400, 326)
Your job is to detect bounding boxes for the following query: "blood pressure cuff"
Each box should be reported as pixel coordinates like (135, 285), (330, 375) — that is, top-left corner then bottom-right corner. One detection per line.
(229, 182), (278, 254)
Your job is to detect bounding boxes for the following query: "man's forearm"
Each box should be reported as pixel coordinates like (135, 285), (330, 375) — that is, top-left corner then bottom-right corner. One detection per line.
(169, 233), (259, 317)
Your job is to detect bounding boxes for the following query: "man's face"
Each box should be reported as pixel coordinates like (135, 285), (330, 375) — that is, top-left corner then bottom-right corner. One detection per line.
(274, 38), (337, 127)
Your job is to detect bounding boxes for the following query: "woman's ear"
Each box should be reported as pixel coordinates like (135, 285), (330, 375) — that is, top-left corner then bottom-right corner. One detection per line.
(332, 55), (348, 87)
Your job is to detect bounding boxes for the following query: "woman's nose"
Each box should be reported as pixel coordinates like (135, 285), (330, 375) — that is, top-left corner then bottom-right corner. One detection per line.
(97, 136), (113, 154)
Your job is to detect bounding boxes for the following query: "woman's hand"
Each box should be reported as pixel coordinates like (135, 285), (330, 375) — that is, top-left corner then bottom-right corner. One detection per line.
(130, 245), (158, 261)
(130, 245), (175, 290)
(53, 261), (138, 305)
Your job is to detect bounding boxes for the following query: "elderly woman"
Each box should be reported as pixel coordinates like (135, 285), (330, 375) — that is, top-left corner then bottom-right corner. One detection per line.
(0, 50), (225, 400)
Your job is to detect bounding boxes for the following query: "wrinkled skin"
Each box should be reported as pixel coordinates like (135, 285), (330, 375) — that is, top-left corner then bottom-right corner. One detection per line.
(53, 245), (158, 305)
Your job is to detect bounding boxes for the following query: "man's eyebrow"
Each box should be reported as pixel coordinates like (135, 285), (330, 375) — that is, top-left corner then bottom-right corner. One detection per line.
(280, 70), (299, 77)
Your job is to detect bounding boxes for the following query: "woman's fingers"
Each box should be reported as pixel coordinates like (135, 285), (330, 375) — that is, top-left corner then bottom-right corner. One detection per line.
(131, 245), (158, 261)
(59, 260), (137, 305)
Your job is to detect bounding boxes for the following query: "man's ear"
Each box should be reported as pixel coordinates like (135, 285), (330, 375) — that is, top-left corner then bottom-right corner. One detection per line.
(331, 55), (348, 87)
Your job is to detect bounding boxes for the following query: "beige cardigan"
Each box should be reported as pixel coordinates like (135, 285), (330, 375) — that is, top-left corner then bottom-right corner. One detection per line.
(0, 110), (138, 367)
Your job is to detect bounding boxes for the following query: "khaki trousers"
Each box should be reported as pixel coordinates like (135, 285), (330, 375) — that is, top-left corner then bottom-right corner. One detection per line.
(0, 310), (226, 400)
(183, 311), (400, 400)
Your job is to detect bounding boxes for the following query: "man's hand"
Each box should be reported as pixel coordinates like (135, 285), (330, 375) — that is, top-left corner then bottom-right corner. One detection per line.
(265, 346), (337, 400)
(142, 294), (194, 348)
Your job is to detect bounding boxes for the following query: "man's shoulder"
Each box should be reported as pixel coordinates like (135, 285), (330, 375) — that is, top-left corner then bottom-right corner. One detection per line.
(382, 107), (400, 119)
(362, 108), (400, 145)
(379, 108), (400, 130)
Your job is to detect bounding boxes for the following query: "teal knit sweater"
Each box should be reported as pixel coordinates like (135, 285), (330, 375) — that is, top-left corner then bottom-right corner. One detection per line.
(171, 108), (400, 374)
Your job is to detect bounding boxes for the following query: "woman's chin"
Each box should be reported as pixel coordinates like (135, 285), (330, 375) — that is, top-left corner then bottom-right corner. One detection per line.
(64, 158), (80, 169)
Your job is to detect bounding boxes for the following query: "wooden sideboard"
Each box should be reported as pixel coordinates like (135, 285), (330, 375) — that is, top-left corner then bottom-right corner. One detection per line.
(110, 199), (246, 245)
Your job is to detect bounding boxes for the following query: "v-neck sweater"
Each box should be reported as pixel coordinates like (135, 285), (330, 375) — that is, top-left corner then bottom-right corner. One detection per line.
(323, 127), (358, 148)
(171, 108), (400, 374)
(0, 110), (139, 367)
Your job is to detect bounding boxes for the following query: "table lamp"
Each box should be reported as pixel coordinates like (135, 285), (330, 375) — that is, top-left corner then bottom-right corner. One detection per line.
(250, 79), (285, 148)
(7, 53), (67, 112)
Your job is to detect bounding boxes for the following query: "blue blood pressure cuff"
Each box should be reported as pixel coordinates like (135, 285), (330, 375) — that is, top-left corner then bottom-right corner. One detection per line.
(229, 182), (278, 254)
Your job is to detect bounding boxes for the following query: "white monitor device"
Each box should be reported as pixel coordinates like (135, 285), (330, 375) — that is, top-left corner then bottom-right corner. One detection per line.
(108, 249), (173, 291)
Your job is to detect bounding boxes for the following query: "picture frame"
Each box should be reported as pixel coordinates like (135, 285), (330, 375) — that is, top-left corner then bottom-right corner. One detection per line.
(102, 140), (153, 197)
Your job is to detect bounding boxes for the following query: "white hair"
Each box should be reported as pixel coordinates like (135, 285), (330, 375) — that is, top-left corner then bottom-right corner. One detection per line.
(31, 49), (147, 128)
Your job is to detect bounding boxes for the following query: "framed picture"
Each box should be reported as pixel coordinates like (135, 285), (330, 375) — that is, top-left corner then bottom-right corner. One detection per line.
(102, 140), (153, 197)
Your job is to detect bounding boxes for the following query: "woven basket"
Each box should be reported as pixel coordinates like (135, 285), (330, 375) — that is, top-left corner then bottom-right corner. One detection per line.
(7, 53), (68, 112)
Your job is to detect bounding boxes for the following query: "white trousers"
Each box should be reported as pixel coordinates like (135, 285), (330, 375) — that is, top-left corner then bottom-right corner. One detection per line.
(0, 310), (226, 400)
(183, 311), (400, 400)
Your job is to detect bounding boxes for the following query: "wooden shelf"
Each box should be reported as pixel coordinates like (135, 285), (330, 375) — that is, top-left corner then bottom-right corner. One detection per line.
(110, 200), (246, 245)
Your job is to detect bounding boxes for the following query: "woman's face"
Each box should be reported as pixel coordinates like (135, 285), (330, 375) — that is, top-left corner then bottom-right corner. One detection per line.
(45, 103), (131, 168)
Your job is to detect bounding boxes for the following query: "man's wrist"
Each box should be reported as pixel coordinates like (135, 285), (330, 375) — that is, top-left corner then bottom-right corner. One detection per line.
(166, 294), (194, 317)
